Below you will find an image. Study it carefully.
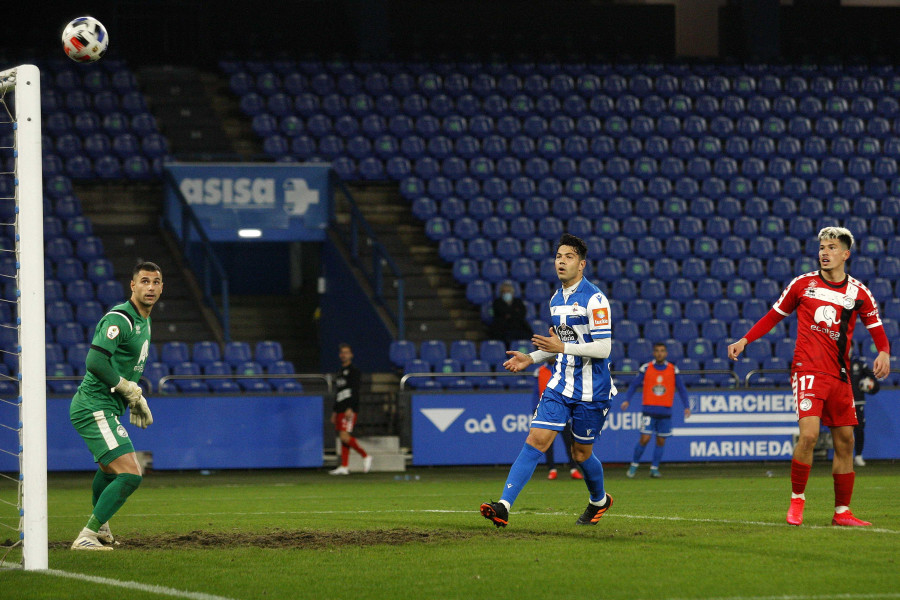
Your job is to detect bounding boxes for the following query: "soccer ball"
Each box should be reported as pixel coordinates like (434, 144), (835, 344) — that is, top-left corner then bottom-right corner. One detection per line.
(62, 16), (109, 63)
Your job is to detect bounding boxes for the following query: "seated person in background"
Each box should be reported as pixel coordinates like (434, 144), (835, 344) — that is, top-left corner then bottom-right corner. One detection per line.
(487, 282), (532, 345)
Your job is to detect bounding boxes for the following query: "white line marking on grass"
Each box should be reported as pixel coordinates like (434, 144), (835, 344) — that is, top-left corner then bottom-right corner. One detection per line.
(657, 594), (900, 600)
(107, 509), (899, 534)
(42, 569), (239, 600)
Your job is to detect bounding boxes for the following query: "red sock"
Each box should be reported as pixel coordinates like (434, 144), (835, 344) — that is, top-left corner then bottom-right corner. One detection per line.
(347, 436), (368, 458)
(791, 459), (811, 495)
(340, 443), (350, 467)
(833, 472), (855, 507)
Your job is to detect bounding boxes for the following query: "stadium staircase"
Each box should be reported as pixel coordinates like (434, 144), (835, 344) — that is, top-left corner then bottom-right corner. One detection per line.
(76, 181), (223, 344)
(137, 66), (244, 159)
(338, 182), (485, 344)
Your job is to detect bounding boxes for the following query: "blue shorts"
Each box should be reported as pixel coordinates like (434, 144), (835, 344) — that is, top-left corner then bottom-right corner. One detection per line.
(531, 387), (610, 444)
(640, 414), (673, 437)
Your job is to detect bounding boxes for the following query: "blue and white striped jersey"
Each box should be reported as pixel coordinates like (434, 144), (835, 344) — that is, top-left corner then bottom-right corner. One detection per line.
(545, 277), (616, 404)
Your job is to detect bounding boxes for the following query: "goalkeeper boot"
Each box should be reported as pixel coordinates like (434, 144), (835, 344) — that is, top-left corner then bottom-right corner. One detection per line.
(71, 528), (113, 551)
(626, 464), (638, 478)
(649, 467), (662, 478)
(832, 509), (871, 527)
(97, 522), (115, 544)
(786, 497), (805, 526)
(576, 494), (613, 525)
(480, 501), (509, 528)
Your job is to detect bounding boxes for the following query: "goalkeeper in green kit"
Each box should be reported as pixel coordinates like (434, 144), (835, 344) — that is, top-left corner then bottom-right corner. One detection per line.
(70, 262), (163, 551)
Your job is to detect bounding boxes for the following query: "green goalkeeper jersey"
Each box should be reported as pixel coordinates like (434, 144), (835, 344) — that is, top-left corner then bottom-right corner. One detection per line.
(72, 300), (153, 415)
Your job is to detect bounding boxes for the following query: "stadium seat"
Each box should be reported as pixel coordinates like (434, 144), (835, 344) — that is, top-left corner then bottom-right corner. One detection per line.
(235, 361), (271, 392)
(159, 341), (191, 369)
(268, 360), (304, 393)
(254, 341), (283, 368)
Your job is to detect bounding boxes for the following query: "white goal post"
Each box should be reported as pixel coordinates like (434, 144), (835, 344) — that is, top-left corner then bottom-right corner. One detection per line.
(0, 64), (46, 570)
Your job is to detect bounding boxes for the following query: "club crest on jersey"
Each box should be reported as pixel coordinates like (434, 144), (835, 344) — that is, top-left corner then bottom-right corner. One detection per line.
(556, 324), (577, 342)
(841, 296), (855, 310)
(804, 280), (817, 297)
(106, 325), (120, 340)
(814, 305), (837, 327)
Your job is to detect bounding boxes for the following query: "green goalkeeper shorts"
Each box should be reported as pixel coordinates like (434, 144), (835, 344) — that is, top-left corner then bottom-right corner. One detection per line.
(71, 407), (135, 465)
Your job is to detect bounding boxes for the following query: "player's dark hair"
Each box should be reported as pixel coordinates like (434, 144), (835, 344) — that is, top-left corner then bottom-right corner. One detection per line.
(132, 261), (162, 279)
(557, 233), (588, 260)
(338, 343), (352, 352)
(653, 342), (666, 349)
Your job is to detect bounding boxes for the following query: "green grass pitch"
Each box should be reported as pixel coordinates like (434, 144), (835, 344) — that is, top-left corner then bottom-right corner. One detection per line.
(2, 462), (898, 600)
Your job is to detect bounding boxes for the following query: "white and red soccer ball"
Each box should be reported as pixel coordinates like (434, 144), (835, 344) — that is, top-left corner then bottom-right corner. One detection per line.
(62, 16), (109, 63)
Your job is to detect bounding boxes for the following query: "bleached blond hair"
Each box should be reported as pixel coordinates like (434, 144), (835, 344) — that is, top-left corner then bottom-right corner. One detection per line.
(818, 226), (854, 250)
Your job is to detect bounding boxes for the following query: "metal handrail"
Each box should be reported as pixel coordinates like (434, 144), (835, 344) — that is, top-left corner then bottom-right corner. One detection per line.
(399, 369), (741, 391)
(156, 373), (332, 394)
(46, 374), (332, 395)
(332, 177), (405, 338)
(161, 168), (231, 341)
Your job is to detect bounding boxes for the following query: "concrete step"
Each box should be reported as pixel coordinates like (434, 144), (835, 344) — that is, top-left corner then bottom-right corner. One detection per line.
(346, 452), (406, 473)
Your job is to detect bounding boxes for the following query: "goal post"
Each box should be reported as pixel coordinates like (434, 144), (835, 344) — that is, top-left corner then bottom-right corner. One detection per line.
(0, 64), (46, 570)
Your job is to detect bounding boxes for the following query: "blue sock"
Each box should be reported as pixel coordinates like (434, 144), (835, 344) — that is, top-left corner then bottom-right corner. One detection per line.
(632, 441), (648, 464)
(500, 443), (545, 507)
(577, 452), (606, 503)
(652, 443), (665, 468)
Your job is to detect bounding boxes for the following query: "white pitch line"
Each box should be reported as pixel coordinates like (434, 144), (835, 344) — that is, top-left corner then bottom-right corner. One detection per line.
(655, 594), (900, 600)
(42, 569), (239, 600)
(51, 508), (898, 534)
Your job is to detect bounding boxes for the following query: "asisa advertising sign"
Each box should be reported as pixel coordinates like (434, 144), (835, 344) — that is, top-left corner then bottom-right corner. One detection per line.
(164, 163), (332, 241)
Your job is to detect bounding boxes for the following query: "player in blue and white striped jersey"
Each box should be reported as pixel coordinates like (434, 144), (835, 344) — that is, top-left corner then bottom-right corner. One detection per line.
(481, 233), (617, 528)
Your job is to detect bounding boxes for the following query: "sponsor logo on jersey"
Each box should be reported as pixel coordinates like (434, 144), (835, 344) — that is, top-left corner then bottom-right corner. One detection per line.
(592, 307), (609, 327)
(813, 304), (837, 327)
(804, 280), (817, 298)
(556, 324), (577, 342)
(106, 325), (119, 340)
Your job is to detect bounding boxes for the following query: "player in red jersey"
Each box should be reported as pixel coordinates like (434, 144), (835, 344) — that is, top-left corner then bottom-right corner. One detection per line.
(728, 227), (890, 527)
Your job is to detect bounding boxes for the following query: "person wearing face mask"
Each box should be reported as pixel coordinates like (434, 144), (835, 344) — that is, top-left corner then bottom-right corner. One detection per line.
(487, 281), (533, 345)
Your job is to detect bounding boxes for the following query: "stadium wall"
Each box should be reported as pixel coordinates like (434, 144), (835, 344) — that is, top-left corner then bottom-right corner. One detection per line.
(5, 389), (896, 472)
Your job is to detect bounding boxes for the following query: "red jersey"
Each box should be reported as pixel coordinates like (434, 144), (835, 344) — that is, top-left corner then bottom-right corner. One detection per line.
(772, 271), (883, 381)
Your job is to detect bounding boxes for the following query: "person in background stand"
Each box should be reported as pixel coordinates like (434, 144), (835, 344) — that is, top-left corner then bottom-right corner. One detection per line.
(329, 344), (373, 475)
(619, 342), (691, 478)
(488, 281), (533, 345)
(850, 353), (880, 467)
(534, 357), (583, 481)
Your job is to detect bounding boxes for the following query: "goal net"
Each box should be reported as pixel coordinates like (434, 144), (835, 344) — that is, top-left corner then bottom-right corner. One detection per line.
(0, 64), (46, 571)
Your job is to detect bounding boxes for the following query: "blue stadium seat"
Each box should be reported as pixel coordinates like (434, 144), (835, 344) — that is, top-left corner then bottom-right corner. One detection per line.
(686, 338), (714, 362)
(389, 340), (417, 368)
(627, 299), (654, 324)
(160, 341), (191, 369)
(254, 341), (283, 368)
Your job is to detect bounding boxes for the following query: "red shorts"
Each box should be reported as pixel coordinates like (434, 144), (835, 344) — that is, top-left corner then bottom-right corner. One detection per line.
(334, 411), (358, 434)
(791, 371), (857, 427)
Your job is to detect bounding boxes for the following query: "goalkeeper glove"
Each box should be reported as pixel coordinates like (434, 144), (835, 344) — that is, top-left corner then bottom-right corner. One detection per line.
(129, 395), (153, 429)
(113, 377), (143, 405)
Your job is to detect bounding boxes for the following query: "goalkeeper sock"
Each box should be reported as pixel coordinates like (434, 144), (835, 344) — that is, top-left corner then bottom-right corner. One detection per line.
(347, 436), (368, 458)
(88, 473), (142, 530)
(91, 470), (117, 508)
